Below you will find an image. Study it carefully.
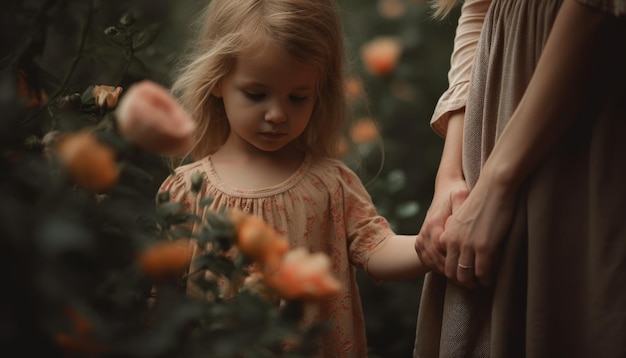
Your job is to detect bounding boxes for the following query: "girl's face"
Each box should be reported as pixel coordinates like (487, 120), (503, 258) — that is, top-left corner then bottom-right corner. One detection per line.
(213, 42), (318, 155)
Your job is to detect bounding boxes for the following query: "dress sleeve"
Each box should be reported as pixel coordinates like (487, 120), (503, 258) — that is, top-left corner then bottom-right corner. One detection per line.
(575, 0), (626, 16)
(159, 170), (191, 206)
(334, 161), (395, 274)
(430, 0), (491, 137)
(157, 168), (200, 234)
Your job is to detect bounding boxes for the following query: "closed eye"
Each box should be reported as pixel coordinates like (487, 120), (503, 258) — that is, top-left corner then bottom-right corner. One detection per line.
(244, 91), (265, 101)
(290, 95), (309, 102)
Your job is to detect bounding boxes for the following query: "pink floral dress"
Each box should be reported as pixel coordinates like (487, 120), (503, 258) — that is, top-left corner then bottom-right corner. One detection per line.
(159, 154), (394, 357)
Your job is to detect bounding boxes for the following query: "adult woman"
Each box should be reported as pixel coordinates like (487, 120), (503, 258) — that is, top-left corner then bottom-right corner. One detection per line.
(414, 0), (626, 356)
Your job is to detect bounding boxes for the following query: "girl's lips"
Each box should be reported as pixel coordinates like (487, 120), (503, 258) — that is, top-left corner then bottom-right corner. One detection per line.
(260, 132), (287, 139)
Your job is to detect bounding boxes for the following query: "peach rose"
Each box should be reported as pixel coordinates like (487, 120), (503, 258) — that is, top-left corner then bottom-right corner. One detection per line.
(335, 136), (350, 158)
(137, 239), (193, 280)
(264, 247), (342, 301)
(55, 130), (120, 193)
(350, 118), (379, 144)
(344, 76), (363, 102)
(92, 85), (123, 110)
(360, 36), (403, 76)
(17, 69), (48, 108)
(115, 80), (196, 155)
(55, 306), (106, 354)
(235, 213), (290, 270)
(377, 0), (407, 19)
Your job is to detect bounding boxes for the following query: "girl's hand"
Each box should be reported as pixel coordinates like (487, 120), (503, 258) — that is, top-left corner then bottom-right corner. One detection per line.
(439, 169), (519, 287)
(415, 177), (469, 275)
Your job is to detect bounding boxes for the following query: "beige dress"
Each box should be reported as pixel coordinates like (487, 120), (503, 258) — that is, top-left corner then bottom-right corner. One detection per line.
(415, 0), (626, 357)
(159, 154), (394, 358)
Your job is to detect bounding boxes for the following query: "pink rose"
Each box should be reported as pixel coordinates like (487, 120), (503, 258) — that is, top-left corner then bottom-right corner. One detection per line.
(115, 80), (196, 155)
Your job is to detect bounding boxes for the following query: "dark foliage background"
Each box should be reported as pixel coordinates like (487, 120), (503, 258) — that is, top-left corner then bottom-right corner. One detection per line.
(0, 0), (460, 356)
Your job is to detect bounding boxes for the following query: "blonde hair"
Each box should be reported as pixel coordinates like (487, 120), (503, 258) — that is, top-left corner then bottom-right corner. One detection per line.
(430, 0), (460, 18)
(171, 0), (347, 161)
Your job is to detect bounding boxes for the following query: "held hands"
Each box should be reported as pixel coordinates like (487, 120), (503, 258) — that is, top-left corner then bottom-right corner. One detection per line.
(416, 169), (519, 288)
(415, 176), (469, 276)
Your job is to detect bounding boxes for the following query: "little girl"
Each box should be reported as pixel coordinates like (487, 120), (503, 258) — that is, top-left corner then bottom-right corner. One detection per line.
(159, 0), (427, 356)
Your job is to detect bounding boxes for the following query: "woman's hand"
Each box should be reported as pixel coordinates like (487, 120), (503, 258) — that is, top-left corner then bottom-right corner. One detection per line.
(439, 168), (519, 287)
(415, 177), (469, 275)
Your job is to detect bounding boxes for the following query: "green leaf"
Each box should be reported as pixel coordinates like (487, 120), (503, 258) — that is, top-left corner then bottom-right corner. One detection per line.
(132, 23), (161, 51)
(199, 196), (214, 207)
(103, 25), (131, 48)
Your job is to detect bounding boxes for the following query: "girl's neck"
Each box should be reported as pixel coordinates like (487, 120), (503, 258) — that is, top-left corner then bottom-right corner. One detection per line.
(210, 141), (306, 190)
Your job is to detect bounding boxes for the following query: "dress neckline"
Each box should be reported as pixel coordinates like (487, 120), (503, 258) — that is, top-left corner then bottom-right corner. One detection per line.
(203, 153), (312, 198)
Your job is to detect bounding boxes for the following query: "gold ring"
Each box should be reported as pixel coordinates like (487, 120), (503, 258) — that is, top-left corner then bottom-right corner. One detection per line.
(458, 263), (474, 269)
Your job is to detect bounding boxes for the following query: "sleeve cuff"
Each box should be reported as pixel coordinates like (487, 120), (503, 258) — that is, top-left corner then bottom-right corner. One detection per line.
(430, 81), (469, 137)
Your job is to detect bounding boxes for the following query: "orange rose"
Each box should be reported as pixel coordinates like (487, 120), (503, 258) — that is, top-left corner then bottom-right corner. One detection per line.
(137, 239), (192, 280)
(63, 306), (92, 336)
(377, 0), (407, 19)
(17, 69), (48, 108)
(335, 136), (350, 158)
(360, 36), (403, 76)
(344, 76), (363, 102)
(115, 80), (196, 155)
(55, 333), (107, 354)
(264, 248), (342, 301)
(55, 131), (120, 193)
(55, 306), (106, 354)
(235, 214), (290, 270)
(92, 85), (123, 110)
(350, 118), (379, 144)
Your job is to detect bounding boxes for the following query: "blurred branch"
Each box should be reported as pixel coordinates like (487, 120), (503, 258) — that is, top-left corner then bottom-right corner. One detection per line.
(23, 0), (96, 125)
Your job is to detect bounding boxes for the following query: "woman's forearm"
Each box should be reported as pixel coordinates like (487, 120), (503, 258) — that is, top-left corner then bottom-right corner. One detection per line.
(483, 0), (610, 188)
(436, 110), (465, 185)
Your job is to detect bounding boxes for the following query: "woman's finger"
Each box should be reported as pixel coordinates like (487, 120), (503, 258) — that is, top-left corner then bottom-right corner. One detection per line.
(456, 249), (478, 288)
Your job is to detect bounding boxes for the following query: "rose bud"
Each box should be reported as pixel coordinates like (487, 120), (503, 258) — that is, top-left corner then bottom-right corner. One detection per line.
(92, 85), (123, 110)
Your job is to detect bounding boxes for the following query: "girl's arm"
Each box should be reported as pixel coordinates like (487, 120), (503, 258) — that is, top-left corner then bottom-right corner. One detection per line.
(441, 0), (613, 287)
(368, 234), (429, 281)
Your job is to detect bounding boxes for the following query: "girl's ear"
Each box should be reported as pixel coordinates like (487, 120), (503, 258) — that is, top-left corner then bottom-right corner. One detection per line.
(211, 82), (223, 98)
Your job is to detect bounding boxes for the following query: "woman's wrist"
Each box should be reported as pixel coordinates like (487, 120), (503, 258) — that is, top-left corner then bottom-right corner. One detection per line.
(480, 155), (524, 195)
(435, 109), (466, 187)
(434, 167), (465, 188)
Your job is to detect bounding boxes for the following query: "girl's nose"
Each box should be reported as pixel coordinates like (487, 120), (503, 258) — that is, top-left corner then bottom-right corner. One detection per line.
(264, 102), (287, 123)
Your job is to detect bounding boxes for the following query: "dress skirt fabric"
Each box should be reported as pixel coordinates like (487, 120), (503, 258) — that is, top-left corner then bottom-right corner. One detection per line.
(414, 0), (626, 357)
